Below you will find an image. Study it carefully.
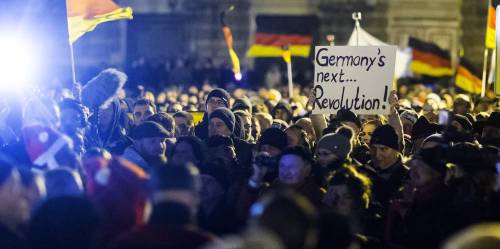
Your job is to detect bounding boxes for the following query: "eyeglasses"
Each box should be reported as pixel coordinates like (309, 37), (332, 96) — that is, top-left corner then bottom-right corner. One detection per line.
(207, 98), (225, 106)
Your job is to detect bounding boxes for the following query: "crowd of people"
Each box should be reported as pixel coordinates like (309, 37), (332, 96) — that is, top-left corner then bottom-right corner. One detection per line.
(0, 63), (498, 249)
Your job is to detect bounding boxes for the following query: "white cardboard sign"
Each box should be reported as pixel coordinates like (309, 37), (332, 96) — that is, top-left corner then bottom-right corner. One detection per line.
(312, 46), (396, 115)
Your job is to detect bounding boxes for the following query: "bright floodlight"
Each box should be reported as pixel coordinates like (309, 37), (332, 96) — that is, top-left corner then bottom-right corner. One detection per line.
(234, 72), (242, 81)
(0, 37), (38, 90)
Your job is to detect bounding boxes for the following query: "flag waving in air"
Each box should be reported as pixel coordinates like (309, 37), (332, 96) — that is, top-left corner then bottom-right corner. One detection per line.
(455, 57), (482, 94)
(247, 15), (318, 58)
(67, 0), (133, 43)
(408, 37), (453, 77)
(485, 0), (499, 48)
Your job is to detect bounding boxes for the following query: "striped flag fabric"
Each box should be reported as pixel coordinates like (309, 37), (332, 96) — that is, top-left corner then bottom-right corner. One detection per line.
(408, 37), (453, 77)
(67, 0), (133, 43)
(455, 57), (482, 94)
(485, 0), (499, 48)
(246, 15), (318, 58)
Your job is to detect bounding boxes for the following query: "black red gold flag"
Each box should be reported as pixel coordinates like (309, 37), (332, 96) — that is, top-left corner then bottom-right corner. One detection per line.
(246, 15), (318, 58)
(455, 57), (482, 94)
(409, 37), (453, 77)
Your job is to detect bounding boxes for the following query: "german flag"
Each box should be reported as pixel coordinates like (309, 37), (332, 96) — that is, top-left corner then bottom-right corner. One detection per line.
(455, 58), (482, 94)
(67, 0), (133, 43)
(409, 37), (453, 77)
(485, 0), (499, 48)
(246, 15), (318, 58)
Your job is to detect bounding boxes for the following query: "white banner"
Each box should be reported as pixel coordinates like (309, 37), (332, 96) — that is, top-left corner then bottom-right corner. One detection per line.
(312, 46), (397, 115)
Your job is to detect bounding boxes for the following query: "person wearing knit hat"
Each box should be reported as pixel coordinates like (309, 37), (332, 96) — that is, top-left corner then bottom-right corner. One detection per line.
(110, 163), (216, 249)
(194, 88), (231, 141)
(83, 156), (149, 247)
(258, 127), (288, 157)
(122, 121), (169, 171)
(206, 88), (231, 115)
(366, 124), (408, 205)
(316, 127), (354, 168)
(208, 108), (235, 138)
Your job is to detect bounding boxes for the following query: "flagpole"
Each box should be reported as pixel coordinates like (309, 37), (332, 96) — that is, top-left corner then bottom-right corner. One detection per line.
(481, 48), (489, 97)
(352, 12), (362, 46)
(287, 62), (293, 98)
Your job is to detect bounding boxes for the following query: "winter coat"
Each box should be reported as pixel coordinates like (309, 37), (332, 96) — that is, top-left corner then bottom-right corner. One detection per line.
(109, 202), (216, 249)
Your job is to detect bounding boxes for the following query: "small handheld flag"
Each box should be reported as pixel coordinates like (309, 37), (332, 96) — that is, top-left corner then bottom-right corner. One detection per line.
(67, 0), (133, 43)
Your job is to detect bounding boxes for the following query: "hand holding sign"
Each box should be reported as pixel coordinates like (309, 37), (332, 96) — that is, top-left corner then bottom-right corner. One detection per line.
(312, 46), (396, 115)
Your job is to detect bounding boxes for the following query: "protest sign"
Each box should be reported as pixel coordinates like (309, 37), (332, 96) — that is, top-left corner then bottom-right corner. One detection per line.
(312, 46), (396, 115)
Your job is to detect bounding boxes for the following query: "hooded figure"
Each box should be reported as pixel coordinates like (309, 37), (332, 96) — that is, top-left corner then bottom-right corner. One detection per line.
(86, 98), (131, 155)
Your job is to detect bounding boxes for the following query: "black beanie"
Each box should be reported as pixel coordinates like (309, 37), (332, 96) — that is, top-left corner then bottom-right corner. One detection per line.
(206, 88), (230, 108)
(258, 128), (288, 151)
(370, 125), (399, 151)
(209, 108), (235, 133)
(412, 116), (438, 140)
(130, 121), (170, 140)
(413, 146), (448, 176)
(336, 109), (361, 128)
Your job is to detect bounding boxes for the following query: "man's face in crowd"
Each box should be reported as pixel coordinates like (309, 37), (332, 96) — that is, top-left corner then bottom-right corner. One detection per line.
(174, 116), (192, 137)
(370, 144), (399, 169)
(410, 159), (441, 188)
(0, 169), (30, 227)
(134, 104), (155, 126)
(279, 154), (310, 185)
(360, 123), (377, 145)
(208, 118), (231, 137)
(171, 141), (198, 166)
(453, 99), (469, 115)
(316, 148), (339, 168)
(206, 97), (226, 115)
(239, 115), (253, 141)
(135, 136), (167, 159)
(60, 108), (84, 134)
